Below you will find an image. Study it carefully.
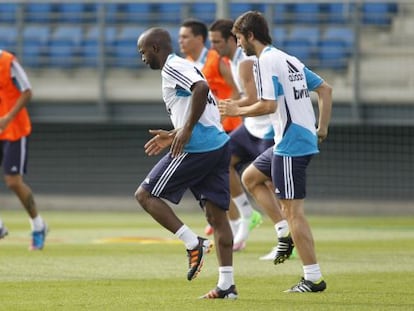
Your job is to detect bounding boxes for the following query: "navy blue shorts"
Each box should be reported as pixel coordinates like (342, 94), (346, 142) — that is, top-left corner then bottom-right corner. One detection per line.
(140, 142), (231, 210)
(0, 137), (29, 175)
(229, 124), (274, 167)
(252, 146), (273, 178)
(272, 154), (313, 200)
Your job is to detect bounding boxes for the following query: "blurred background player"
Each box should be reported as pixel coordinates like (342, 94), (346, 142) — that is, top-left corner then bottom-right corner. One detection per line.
(136, 28), (237, 299)
(208, 19), (281, 251)
(224, 11), (332, 292)
(0, 49), (48, 250)
(179, 19), (245, 238)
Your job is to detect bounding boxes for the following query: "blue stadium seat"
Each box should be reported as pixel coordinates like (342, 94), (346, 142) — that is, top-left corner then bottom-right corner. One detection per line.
(57, 3), (88, 23)
(48, 26), (83, 68)
(272, 27), (287, 48)
(190, 3), (216, 24)
(318, 39), (348, 69)
(157, 3), (183, 24)
(24, 3), (54, 23)
(22, 25), (50, 68)
(271, 4), (291, 25)
(284, 39), (314, 65)
(82, 26), (117, 67)
(123, 3), (154, 24)
(229, 3), (253, 20)
(166, 26), (180, 55)
(0, 26), (17, 53)
(113, 26), (145, 68)
(324, 26), (354, 52)
(363, 3), (394, 25)
(289, 26), (321, 46)
(325, 3), (354, 24)
(89, 3), (120, 24)
(0, 3), (18, 23)
(292, 3), (321, 24)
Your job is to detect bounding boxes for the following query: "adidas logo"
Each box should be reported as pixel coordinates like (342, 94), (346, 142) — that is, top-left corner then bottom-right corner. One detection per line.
(10, 166), (18, 172)
(287, 60), (304, 82)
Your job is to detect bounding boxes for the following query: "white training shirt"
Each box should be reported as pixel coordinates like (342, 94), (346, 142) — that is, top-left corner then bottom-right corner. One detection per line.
(230, 47), (273, 140)
(161, 53), (229, 153)
(255, 45), (323, 157)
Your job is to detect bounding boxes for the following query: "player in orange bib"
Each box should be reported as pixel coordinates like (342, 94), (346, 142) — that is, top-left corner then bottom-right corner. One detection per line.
(0, 49), (48, 250)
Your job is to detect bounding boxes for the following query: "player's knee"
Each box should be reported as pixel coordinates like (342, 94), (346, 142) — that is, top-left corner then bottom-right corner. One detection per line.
(4, 175), (22, 192)
(241, 171), (255, 193)
(134, 187), (150, 209)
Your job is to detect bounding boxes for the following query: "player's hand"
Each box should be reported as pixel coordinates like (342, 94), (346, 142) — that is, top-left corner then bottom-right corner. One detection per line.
(316, 127), (328, 143)
(218, 99), (239, 117)
(144, 129), (174, 156)
(170, 127), (191, 158)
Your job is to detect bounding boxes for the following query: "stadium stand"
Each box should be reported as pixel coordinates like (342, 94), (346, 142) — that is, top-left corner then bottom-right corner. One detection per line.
(48, 25), (83, 68)
(0, 3), (18, 23)
(22, 25), (50, 68)
(292, 3), (321, 24)
(82, 26), (117, 67)
(24, 2), (54, 23)
(112, 26), (145, 68)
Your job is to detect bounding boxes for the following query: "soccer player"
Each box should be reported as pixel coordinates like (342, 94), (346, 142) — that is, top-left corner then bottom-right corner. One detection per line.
(220, 11), (333, 292)
(179, 19), (246, 238)
(208, 19), (291, 255)
(0, 49), (48, 250)
(135, 27), (237, 299)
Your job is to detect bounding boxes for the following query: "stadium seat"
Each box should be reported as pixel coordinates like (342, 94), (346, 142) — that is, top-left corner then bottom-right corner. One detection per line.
(325, 3), (354, 25)
(22, 25), (51, 68)
(289, 26), (321, 46)
(324, 26), (354, 52)
(283, 39), (314, 65)
(190, 3), (216, 24)
(318, 38), (348, 70)
(113, 26), (145, 68)
(0, 3), (18, 23)
(157, 3), (183, 24)
(271, 3), (291, 25)
(82, 26), (117, 67)
(166, 25), (181, 55)
(0, 26), (17, 53)
(89, 3), (120, 24)
(57, 3), (88, 23)
(229, 3), (253, 20)
(362, 3), (394, 25)
(24, 3), (54, 23)
(123, 3), (155, 24)
(292, 3), (321, 24)
(48, 26), (83, 68)
(272, 27), (287, 47)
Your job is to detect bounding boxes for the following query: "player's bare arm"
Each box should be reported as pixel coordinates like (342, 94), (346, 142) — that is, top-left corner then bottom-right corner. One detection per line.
(219, 57), (240, 100)
(314, 81), (333, 143)
(231, 59), (257, 107)
(219, 98), (276, 118)
(170, 80), (209, 157)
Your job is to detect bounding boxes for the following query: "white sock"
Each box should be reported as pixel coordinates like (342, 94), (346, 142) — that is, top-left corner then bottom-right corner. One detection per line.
(303, 264), (323, 283)
(0, 218), (3, 228)
(30, 215), (45, 232)
(175, 225), (199, 250)
(229, 219), (241, 236)
(232, 193), (253, 218)
(218, 266), (234, 290)
(274, 220), (289, 238)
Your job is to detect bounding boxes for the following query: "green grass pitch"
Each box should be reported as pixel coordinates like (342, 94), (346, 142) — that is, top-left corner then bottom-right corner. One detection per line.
(0, 210), (413, 310)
